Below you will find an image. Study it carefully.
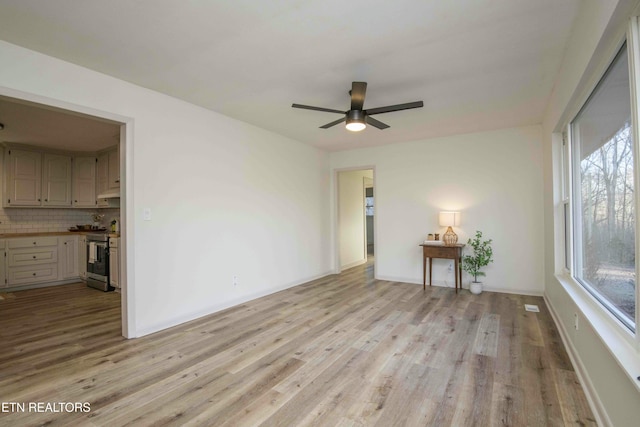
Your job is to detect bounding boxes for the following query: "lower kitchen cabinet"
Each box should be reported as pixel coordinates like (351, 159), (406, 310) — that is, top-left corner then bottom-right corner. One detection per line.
(60, 236), (79, 279)
(78, 235), (87, 280)
(109, 237), (120, 289)
(0, 240), (5, 288)
(6, 237), (59, 287)
(7, 264), (59, 286)
(0, 234), (108, 290)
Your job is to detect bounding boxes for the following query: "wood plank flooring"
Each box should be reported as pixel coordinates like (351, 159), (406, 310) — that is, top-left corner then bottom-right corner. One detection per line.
(0, 259), (595, 426)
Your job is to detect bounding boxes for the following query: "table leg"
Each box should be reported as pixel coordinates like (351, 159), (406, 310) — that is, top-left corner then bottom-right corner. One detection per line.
(454, 256), (459, 293)
(428, 257), (432, 287)
(423, 252), (426, 290)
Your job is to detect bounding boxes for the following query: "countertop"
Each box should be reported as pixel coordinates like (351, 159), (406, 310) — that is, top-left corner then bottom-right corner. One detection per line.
(0, 231), (119, 238)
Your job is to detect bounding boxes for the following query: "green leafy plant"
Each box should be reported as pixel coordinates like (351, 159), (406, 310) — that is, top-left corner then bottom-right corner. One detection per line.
(462, 231), (493, 283)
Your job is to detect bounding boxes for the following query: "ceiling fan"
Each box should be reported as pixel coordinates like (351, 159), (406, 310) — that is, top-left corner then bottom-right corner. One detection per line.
(292, 82), (423, 132)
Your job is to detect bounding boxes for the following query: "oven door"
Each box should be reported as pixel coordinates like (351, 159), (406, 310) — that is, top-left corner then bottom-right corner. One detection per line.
(87, 241), (109, 277)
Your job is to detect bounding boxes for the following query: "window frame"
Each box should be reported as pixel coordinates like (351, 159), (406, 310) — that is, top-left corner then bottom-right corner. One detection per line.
(561, 130), (572, 273)
(554, 12), (640, 397)
(568, 42), (637, 332)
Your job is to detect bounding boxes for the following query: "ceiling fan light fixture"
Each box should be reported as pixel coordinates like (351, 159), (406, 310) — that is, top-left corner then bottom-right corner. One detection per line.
(345, 110), (366, 132)
(292, 81), (423, 131)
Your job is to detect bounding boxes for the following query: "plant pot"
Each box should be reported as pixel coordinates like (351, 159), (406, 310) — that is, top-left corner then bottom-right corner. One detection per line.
(469, 281), (483, 295)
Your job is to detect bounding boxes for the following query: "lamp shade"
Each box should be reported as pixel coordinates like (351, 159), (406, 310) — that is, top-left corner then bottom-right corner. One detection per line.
(439, 211), (460, 227)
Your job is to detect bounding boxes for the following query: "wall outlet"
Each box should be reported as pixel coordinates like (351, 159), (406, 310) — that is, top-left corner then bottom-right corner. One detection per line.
(233, 275), (238, 287)
(574, 312), (579, 330)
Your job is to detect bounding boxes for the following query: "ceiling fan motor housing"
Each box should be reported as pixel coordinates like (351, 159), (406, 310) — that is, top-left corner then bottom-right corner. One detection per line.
(346, 109), (366, 125)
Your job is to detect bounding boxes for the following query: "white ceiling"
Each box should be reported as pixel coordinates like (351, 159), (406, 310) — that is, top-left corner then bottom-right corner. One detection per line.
(0, 0), (581, 151)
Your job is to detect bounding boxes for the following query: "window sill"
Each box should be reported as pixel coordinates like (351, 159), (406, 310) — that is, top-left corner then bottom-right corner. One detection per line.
(554, 272), (640, 393)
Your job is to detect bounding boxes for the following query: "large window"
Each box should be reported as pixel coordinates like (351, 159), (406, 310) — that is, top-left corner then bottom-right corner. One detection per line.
(570, 43), (636, 330)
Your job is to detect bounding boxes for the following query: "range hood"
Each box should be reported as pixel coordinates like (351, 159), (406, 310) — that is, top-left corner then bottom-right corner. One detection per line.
(97, 189), (120, 199)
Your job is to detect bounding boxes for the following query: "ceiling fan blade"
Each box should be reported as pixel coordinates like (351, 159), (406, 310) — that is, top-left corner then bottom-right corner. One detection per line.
(366, 101), (424, 115)
(320, 117), (346, 129)
(366, 116), (390, 130)
(292, 104), (345, 114)
(350, 82), (367, 111)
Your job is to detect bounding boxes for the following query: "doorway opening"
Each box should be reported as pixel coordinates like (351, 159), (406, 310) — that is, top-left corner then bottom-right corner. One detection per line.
(337, 168), (375, 272)
(0, 89), (131, 338)
(365, 178), (374, 258)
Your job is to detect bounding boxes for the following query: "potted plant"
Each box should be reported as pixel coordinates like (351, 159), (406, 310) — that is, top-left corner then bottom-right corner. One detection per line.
(462, 230), (493, 294)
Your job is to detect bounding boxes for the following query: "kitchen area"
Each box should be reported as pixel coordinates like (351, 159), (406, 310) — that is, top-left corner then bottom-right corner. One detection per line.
(0, 95), (123, 299)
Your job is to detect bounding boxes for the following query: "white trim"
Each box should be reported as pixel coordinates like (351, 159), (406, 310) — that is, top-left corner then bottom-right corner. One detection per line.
(341, 258), (367, 271)
(134, 270), (334, 337)
(544, 292), (612, 427)
(480, 286), (543, 297)
(333, 166), (377, 276)
(554, 273), (640, 392)
(375, 275), (422, 285)
(2, 278), (86, 292)
(0, 84), (134, 339)
(629, 14), (640, 339)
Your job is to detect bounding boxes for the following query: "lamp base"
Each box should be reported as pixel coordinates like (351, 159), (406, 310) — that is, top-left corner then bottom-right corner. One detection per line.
(442, 226), (458, 246)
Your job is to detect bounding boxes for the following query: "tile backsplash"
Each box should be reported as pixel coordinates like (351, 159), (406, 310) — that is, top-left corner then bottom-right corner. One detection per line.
(0, 208), (120, 233)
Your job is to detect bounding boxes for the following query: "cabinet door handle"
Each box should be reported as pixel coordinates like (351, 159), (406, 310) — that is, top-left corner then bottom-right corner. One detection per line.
(32, 273), (36, 276)
(44, 199), (48, 202)
(32, 242), (36, 245)
(32, 256), (36, 259)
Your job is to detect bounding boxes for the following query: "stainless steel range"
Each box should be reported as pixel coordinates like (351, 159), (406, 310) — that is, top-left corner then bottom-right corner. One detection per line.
(86, 233), (113, 291)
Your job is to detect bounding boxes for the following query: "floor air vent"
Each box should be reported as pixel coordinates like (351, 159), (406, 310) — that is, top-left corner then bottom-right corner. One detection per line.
(524, 304), (540, 312)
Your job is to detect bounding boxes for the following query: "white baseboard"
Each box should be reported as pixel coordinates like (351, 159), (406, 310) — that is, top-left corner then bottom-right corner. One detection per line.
(134, 270), (334, 338)
(482, 285), (543, 297)
(544, 293), (611, 427)
(375, 274), (422, 285)
(340, 258), (367, 271)
(374, 275), (542, 295)
(2, 278), (84, 293)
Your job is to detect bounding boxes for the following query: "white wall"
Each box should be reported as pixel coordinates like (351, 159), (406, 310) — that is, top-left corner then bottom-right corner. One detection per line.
(541, 1), (640, 426)
(0, 40), (332, 336)
(338, 169), (372, 269)
(330, 125), (544, 295)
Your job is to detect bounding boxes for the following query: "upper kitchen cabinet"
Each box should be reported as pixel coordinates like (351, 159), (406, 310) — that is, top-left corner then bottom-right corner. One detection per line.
(108, 146), (120, 189)
(96, 151), (108, 197)
(42, 154), (72, 206)
(4, 149), (73, 207)
(3, 144), (118, 208)
(72, 156), (97, 207)
(97, 146), (119, 192)
(96, 146), (120, 208)
(5, 149), (42, 206)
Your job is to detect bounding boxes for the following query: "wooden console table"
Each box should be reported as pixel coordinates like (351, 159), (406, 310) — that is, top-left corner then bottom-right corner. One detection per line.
(419, 243), (465, 293)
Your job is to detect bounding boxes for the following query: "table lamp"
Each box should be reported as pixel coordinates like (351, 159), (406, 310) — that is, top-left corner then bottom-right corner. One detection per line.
(439, 211), (460, 246)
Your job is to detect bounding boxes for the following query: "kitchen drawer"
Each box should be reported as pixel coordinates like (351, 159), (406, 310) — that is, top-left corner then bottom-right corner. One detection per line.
(8, 236), (58, 249)
(8, 247), (58, 267)
(8, 264), (58, 286)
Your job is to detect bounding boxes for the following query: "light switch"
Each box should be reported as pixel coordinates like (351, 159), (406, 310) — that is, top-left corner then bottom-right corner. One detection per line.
(143, 208), (151, 221)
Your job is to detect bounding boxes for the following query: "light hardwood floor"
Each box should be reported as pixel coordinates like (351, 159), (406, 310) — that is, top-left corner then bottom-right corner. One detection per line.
(0, 259), (595, 426)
